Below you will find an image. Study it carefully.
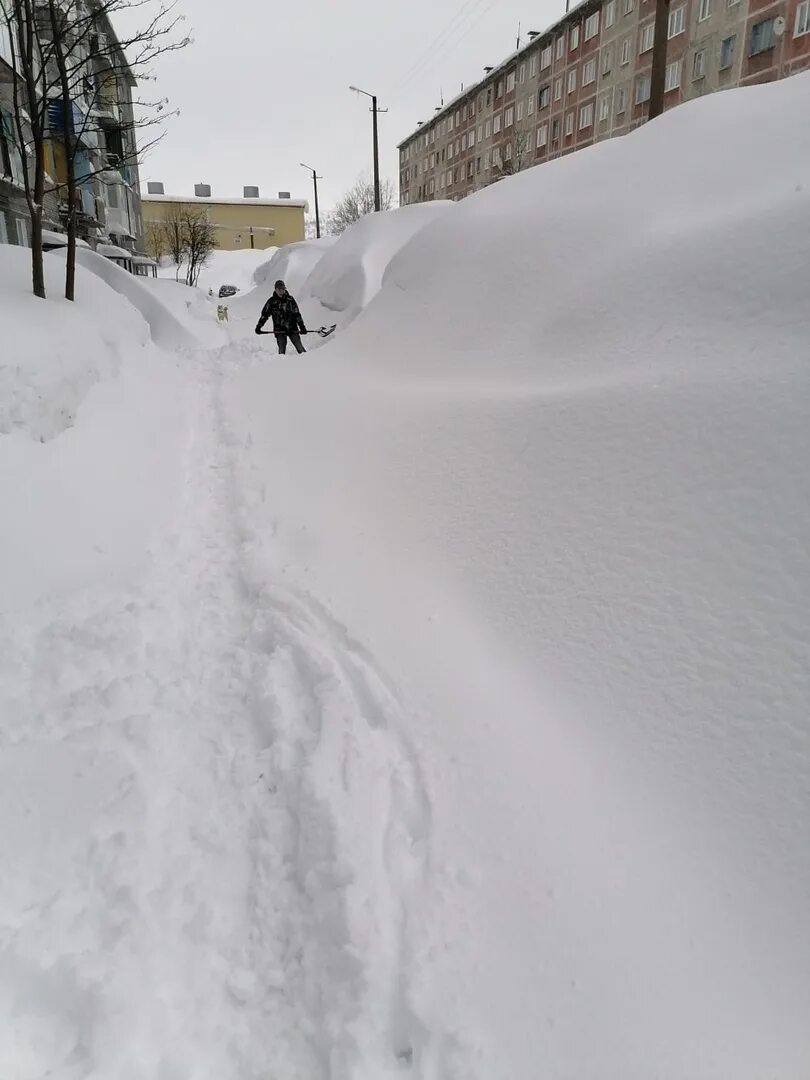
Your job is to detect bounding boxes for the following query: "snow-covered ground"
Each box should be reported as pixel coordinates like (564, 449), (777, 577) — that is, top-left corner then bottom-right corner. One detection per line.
(1, 72), (809, 1080)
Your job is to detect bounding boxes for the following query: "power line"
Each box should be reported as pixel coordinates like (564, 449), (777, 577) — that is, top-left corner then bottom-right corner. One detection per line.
(389, 0), (496, 100)
(390, 0), (485, 93)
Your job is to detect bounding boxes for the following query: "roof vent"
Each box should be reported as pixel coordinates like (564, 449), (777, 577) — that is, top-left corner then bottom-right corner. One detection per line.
(484, 66), (494, 73)
(243, 185), (260, 198)
(147, 181), (164, 195)
(278, 191), (290, 199)
(194, 183), (211, 198)
(528, 30), (540, 38)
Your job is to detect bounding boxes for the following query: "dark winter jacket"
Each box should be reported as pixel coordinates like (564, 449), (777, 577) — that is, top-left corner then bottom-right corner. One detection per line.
(256, 291), (307, 335)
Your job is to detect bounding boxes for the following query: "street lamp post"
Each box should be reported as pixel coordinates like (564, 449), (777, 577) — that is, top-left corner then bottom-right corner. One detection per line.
(300, 162), (322, 238)
(349, 85), (387, 213)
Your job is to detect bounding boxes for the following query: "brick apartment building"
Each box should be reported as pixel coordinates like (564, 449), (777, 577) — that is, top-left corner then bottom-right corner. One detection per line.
(398, 0), (810, 203)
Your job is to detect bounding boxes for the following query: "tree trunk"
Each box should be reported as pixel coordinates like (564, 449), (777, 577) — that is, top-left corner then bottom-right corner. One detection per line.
(50, 0), (78, 301)
(29, 203), (46, 299)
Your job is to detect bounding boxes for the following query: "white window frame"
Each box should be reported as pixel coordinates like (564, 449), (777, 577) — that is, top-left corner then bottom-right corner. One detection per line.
(583, 58), (597, 84)
(635, 75), (651, 103)
(598, 93), (611, 121)
(485, 118), (492, 137)
(579, 103), (594, 129)
(504, 106), (514, 127)
(537, 122), (549, 147)
(623, 0), (634, 14)
(698, 0), (712, 20)
(519, 62), (526, 83)
(553, 77), (563, 101)
(556, 34), (565, 58)
(506, 71), (516, 93)
(484, 150), (491, 169)
(719, 34), (735, 68)
(668, 5), (686, 37)
(539, 85), (551, 108)
(639, 22), (655, 52)
(530, 53), (539, 76)
(516, 100), (524, 121)
(664, 59), (682, 90)
(795, 0), (810, 35)
(616, 86), (627, 113)
(621, 37), (632, 64)
(602, 46), (613, 74)
(564, 111), (575, 135)
(604, 0), (616, 27)
(493, 113), (502, 134)
(585, 12), (600, 40)
(15, 217), (27, 246)
(541, 44), (553, 69)
(0, 210), (7, 245)
(477, 124), (483, 141)
(567, 68), (577, 93)
(570, 24), (581, 49)
(527, 94), (536, 115)
(693, 48), (706, 77)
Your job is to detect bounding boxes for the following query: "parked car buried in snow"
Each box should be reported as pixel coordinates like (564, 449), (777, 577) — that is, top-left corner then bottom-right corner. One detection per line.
(218, 284), (238, 298)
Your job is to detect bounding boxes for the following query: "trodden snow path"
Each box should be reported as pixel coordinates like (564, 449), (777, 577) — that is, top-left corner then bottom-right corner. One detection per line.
(0, 343), (439, 1080)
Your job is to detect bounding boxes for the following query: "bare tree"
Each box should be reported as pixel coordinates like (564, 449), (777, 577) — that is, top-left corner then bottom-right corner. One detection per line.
(0, 0), (190, 300)
(327, 172), (395, 235)
(144, 218), (169, 262)
(492, 122), (533, 182)
(180, 205), (216, 287)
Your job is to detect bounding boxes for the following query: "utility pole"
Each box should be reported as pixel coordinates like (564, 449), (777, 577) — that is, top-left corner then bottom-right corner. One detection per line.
(349, 85), (388, 212)
(300, 163), (322, 238)
(648, 0), (672, 120)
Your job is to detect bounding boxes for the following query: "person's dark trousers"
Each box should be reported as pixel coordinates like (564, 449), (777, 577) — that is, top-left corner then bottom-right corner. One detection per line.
(277, 332), (306, 355)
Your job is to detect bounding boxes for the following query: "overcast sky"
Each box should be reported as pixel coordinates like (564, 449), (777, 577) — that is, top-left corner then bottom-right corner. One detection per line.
(123, 0), (564, 214)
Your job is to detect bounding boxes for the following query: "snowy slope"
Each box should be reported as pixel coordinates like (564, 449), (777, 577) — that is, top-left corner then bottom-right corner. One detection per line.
(225, 72), (810, 1078)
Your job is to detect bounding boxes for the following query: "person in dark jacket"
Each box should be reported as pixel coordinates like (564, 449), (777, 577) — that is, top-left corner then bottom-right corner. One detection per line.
(255, 279), (308, 354)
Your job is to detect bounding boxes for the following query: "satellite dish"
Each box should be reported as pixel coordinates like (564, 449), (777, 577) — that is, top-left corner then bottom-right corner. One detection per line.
(774, 15), (786, 34)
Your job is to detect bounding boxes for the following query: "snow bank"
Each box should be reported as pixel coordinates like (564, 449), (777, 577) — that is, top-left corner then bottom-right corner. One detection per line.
(227, 73), (810, 1076)
(0, 245), (149, 441)
(299, 202), (452, 326)
(188, 247), (277, 294)
(0, 244), (193, 609)
(252, 235), (336, 295)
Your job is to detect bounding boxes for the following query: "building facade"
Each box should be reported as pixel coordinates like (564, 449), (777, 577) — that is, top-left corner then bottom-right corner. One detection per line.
(142, 187), (308, 253)
(0, 1), (144, 251)
(398, 0), (810, 203)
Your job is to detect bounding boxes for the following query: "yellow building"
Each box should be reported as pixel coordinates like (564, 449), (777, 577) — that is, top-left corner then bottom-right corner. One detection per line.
(141, 184), (307, 252)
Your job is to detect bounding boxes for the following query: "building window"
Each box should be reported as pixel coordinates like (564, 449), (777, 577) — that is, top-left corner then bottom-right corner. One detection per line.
(0, 211), (8, 245)
(541, 44), (553, 68)
(570, 24), (581, 49)
(616, 86), (627, 112)
(536, 123), (548, 147)
(664, 59), (682, 90)
(693, 48), (706, 76)
(668, 5), (685, 37)
(579, 103), (594, 128)
(530, 53), (539, 76)
(477, 124), (483, 141)
(599, 93), (611, 121)
(749, 18), (776, 53)
(583, 58), (597, 84)
(585, 13), (600, 40)
(556, 34), (565, 58)
(505, 106), (514, 127)
(621, 36), (632, 64)
(448, 143), (454, 160)
(506, 71), (516, 92)
(455, 138), (460, 154)
(456, 110), (461, 125)
(504, 142), (512, 161)
(516, 100), (524, 121)
(484, 150), (491, 169)
(527, 94), (536, 115)
(0, 108), (25, 186)
(552, 117), (561, 140)
(448, 115), (454, 133)
(496, 79), (503, 98)
(719, 34), (736, 68)
(485, 119), (491, 137)
(519, 62), (526, 83)
(467, 160), (474, 178)
(564, 111), (575, 135)
(461, 134), (467, 151)
(698, 0), (712, 20)
(623, 0), (634, 14)
(635, 75), (651, 102)
(539, 85), (551, 108)
(567, 68), (577, 93)
(554, 77), (563, 100)
(795, 1), (810, 35)
(470, 128), (476, 146)
(602, 46), (613, 74)
(639, 22), (655, 52)
(604, 0), (616, 27)
(493, 114), (502, 133)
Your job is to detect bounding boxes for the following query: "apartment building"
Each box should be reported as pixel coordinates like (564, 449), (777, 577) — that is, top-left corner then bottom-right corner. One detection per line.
(0, 2), (144, 250)
(398, 0), (810, 203)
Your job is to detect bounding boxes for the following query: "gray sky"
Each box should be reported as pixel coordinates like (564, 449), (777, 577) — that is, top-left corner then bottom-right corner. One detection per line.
(125, 0), (563, 214)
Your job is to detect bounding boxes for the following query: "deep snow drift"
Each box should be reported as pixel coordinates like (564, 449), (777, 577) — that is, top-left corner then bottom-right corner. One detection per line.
(1, 72), (809, 1080)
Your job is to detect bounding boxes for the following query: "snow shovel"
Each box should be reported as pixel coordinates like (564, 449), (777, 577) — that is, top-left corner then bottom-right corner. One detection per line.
(256, 325), (337, 339)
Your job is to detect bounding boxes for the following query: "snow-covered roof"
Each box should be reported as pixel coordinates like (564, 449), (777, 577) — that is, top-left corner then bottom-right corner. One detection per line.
(96, 243), (132, 259)
(142, 194), (309, 210)
(42, 230), (91, 249)
(130, 255), (158, 266)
